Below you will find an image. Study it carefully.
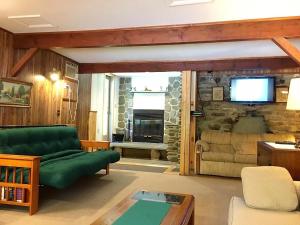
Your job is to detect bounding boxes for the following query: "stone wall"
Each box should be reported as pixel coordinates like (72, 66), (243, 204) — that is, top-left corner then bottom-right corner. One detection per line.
(118, 78), (133, 140)
(196, 70), (300, 136)
(117, 76), (182, 162)
(164, 77), (182, 162)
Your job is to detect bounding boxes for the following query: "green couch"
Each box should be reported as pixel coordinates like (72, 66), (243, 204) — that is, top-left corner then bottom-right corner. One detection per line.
(0, 126), (120, 189)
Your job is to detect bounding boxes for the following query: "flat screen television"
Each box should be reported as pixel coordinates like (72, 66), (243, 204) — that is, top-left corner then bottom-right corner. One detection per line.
(230, 77), (275, 104)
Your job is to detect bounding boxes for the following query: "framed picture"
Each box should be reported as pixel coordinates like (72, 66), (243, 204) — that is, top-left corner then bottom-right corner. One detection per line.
(65, 61), (78, 80)
(0, 78), (32, 107)
(276, 86), (289, 103)
(212, 86), (224, 101)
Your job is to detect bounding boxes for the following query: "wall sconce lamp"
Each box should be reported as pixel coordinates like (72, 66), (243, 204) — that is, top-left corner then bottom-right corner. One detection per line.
(35, 74), (46, 81)
(286, 77), (300, 148)
(50, 68), (60, 82)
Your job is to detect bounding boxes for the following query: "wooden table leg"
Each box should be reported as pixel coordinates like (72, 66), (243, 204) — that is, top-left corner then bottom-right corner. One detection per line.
(106, 164), (110, 175)
(188, 209), (195, 225)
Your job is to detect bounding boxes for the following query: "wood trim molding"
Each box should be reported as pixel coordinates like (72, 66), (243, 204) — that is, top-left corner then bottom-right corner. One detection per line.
(78, 57), (299, 73)
(0, 27), (14, 34)
(14, 16), (300, 48)
(180, 71), (192, 175)
(10, 48), (39, 77)
(272, 37), (300, 65)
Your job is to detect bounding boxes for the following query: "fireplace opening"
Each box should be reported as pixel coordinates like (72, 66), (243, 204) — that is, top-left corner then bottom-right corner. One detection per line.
(133, 109), (164, 143)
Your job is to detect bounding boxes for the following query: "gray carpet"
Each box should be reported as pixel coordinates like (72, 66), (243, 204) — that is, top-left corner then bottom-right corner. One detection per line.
(110, 163), (167, 173)
(0, 170), (242, 225)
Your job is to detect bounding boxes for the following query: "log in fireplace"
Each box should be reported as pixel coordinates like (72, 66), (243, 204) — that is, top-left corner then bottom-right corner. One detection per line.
(133, 109), (164, 143)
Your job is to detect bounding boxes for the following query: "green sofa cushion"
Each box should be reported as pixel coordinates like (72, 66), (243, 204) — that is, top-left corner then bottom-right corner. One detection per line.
(0, 150), (120, 189)
(40, 150), (120, 189)
(0, 126), (121, 189)
(0, 126), (80, 156)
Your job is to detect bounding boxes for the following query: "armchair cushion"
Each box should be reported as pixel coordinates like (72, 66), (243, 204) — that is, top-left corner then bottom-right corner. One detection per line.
(202, 152), (234, 163)
(295, 181), (300, 202)
(231, 133), (261, 155)
(209, 143), (232, 153)
(234, 154), (257, 164)
(228, 197), (300, 225)
(201, 130), (231, 145)
(241, 167), (299, 212)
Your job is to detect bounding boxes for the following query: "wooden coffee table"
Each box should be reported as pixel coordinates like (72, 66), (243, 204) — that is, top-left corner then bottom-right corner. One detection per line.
(92, 190), (195, 225)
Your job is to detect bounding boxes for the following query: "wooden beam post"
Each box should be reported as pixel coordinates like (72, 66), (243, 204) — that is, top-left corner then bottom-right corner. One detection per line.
(272, 37), (300, 65)
(180, 71), (192, 175)
(78, 57), (299, 74)
(14, 17), (300, 48)
(11, 48), (38, 77)
(189, 72), (197, 173)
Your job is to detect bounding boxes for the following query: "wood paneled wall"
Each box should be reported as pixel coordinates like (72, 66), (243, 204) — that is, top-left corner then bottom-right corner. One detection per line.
(76, 74), (92, 139)
(0, 29), (13, 77)
(0, 29), (79, 126)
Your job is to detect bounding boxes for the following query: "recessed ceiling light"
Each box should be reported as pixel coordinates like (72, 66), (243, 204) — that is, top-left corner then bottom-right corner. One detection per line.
(8, 14), (40, 19)
(28, 24), (55, 28)
(170, 0), (212, 6)
(8, 14), (55, 29)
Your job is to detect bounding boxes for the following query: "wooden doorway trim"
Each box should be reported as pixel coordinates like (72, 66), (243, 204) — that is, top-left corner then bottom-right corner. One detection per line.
(180, 71), (192, 175)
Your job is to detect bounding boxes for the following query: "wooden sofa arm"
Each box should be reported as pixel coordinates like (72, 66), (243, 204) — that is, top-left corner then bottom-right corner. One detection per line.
(80, 140), (110, 152)
(0, 154), (40, 215)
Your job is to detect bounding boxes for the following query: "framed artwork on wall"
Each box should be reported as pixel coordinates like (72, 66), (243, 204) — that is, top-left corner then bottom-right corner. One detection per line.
(0, 78), (32, 107)
(212, 86), (224, 101)
(65, 61), (78, 80)
(276, 86), (289, 103)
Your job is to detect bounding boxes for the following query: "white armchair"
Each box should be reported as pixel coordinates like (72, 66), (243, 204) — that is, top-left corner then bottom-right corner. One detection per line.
(228, 167), (300, 225)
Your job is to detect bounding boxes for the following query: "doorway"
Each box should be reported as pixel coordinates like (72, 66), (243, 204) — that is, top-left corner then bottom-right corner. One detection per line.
(102, 75), (111, 141)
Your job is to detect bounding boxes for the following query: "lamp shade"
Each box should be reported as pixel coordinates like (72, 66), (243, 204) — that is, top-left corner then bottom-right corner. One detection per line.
(287, 78), (300, 110)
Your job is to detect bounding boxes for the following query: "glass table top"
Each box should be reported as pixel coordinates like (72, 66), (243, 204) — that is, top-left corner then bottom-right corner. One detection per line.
(132, 191), (185, 205)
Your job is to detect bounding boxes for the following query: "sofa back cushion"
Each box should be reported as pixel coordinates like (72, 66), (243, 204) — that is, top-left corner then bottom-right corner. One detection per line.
(201, 130), (233, 153)
(241, 166), (299, 212)
(231, 133), (262, 155)
(0, 126), (81, 156)
(262, 133), (295, 142)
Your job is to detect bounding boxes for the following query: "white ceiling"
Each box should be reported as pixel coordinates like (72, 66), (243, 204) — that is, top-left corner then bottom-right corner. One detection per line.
(52, 39), (300, 63)
(1, 0), (300, 63)
(0, 0), (300, 33)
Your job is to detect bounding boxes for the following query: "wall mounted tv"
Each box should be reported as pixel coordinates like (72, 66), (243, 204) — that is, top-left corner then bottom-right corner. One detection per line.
(230, 77), (275, 104)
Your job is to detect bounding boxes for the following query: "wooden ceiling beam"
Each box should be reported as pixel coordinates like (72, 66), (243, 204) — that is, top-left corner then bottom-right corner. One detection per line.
(272, 37), (300, 65)
(78, 57), (299, 73)
(10, 48), (39, 77)
(14, 16), (300, 48)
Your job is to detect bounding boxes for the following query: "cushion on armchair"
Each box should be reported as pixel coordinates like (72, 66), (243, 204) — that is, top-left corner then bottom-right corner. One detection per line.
(200, 130), (233, 153)
(231, 133), (261, 155)
(201, 130), (231, 145)
(241, 167), (299, 212)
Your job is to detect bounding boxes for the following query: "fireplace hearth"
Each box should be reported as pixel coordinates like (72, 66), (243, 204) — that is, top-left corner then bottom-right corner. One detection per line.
(133, 109), (164, 143)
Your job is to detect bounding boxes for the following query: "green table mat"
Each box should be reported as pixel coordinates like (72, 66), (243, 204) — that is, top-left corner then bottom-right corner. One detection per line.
(112, 200), (171, 225)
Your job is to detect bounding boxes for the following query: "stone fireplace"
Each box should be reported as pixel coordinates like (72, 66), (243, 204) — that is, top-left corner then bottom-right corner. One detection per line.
(117, 75), (182, 162)
(133, 109), (164, 143)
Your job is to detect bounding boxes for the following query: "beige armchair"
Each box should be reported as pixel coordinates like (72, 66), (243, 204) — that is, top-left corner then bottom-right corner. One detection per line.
(228, 167), (300, 225)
